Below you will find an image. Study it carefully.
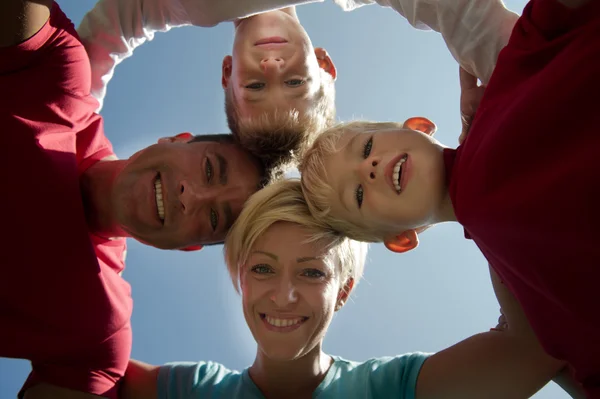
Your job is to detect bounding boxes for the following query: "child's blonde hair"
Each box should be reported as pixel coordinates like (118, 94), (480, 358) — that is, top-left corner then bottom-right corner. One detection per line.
(224, 179), (367, 294)
(225, 71), (336, 166)
(300, 121), (405, 242)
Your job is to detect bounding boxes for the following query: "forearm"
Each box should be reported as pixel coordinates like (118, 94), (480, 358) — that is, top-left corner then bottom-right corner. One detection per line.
(553, 366), (586, 399)
(366, 0), (520, 83)
(121, 360), (160, 399)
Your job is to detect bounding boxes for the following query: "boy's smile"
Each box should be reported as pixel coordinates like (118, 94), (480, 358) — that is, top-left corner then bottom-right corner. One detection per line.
(320, 119), (451, 238)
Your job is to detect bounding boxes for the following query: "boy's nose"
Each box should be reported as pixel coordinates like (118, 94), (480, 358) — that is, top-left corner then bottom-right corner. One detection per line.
(358, 158), (379, 184)
(260, 58), (284, 74)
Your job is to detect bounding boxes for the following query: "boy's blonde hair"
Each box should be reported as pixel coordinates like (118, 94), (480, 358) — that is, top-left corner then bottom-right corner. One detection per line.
(225, 71), (336, 167)
(224, 178), (367, 294)
(300, 121), (405, 242)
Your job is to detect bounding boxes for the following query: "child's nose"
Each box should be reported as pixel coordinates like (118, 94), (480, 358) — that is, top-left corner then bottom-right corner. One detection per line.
(260, 58), (284, 74)
(359, 158), (379, 183)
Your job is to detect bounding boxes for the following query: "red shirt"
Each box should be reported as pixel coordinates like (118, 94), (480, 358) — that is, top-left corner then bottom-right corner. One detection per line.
(0, 3), (132, 397)
(446, 0), (600, 395)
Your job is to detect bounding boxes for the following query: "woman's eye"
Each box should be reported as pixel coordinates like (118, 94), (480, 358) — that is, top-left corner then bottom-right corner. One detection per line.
(302, 269), (326, 279)
(210, 209), (218, 231)
(363, 137), (373, 159)
(285, 79), (305, 87)
(206, 158), (213, 183)
(251, 264), (273, 274)
(355, 185), (364, 209)
(245, 82), (265, 90)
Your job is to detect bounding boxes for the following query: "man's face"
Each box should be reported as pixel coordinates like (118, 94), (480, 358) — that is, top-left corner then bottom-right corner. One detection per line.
(111, 136), (262, 249)
(322, 123), (446, 237)
(222, 10), (335, 118)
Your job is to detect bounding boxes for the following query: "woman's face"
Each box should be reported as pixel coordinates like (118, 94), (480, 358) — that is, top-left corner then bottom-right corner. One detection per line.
(240, 222), (344, 361)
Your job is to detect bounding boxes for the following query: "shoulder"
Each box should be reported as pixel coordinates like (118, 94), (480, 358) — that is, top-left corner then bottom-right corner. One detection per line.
(158, 361), (246, 397)
(319, 354), (430, 398)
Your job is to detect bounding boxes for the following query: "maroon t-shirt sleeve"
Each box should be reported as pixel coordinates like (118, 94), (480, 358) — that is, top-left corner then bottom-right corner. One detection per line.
(19, 324), (132, 399)
(511, 0), (600, 49)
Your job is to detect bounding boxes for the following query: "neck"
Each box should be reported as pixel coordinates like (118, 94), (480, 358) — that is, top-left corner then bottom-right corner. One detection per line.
(234, 7), (299, 27)
(249, 345), (333, 398)
(80, 158), (128, 239)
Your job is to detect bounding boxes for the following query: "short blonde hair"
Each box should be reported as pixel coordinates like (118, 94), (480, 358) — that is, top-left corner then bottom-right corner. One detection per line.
(224, 179), (367, 294)
(225, 71), (336, 167)
(300, 121), (404, 242)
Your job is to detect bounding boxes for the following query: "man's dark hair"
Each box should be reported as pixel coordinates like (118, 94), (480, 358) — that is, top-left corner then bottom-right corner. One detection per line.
(188, 134), (284, 190)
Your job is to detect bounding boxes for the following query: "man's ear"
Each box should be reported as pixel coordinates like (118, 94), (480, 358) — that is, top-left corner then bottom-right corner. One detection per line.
(335, 278), (354, 311)
(403, 117), (437, 136)
(383, 230), (419, 253)
(158, 132), (193, 144)
(314, 47), (337, 81)
(222, 55), (233, 89)
(180, 245), (203, 252)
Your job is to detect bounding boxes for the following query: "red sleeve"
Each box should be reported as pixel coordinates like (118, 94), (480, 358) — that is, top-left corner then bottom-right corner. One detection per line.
(18, 324), (132, 399)
(510, 0), (600, 49)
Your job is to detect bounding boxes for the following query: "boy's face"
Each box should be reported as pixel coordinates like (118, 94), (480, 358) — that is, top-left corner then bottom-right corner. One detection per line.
(222, 10), (335, 118)
(321, 119), (447, 240)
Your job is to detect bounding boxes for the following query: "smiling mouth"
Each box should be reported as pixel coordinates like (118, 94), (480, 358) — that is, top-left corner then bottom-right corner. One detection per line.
(392, 154), (408, 193)
(153, 174), (165, 222)
(260, 313), (308, 328)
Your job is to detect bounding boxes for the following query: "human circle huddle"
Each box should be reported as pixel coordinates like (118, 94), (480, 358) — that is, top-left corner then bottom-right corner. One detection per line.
(1, 0), (598, 398)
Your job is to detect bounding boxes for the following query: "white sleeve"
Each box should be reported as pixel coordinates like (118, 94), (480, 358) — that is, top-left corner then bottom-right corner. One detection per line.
(333, 0), (519, 84)
(77, 0), (323, 111)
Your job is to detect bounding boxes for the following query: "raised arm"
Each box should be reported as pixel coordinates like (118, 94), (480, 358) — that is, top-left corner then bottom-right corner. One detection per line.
(335, 0), (519, 83)
(414, 265), (564, 399)
(77, 0), (322, 111)
(0, 0), (53, 47)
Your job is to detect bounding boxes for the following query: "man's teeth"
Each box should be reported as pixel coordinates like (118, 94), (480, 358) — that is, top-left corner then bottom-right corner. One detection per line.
(393, 155), (408, 193)
(264, 315), (305, 328)
(154, 178), (165, 221)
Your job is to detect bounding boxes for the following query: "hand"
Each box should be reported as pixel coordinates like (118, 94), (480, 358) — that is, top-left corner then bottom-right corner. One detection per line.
(491, 309), (508, 332)
(459, 66), (487, 144)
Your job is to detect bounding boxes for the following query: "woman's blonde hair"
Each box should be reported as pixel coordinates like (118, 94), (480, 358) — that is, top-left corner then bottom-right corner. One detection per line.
(224, 179), (367, 293)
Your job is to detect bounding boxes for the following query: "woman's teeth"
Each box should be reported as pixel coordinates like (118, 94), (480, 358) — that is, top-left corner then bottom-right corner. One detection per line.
(264, 315), (306, 328)
(393, 154), (408, 193)
(154, 178), (165, 221)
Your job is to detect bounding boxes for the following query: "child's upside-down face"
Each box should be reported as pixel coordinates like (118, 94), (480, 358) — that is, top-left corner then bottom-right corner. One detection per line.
(322, 120), (448, 239)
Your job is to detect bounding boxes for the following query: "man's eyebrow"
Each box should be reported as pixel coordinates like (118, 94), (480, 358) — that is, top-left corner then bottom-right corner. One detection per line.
(252, 250), (278, 261)
(217, 153), (228, 185)
(223, 202), (233, 232)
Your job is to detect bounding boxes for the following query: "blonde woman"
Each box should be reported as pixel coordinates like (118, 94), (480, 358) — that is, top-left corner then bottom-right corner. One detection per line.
(122, 179), (564, 399)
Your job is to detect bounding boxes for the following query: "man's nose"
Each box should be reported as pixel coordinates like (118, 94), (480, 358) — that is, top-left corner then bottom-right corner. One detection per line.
(179, 179), (208, 214)
(260, 58), (284, 74)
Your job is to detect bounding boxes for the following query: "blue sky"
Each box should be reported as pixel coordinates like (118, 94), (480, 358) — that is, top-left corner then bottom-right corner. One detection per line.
(0, 1), (567, 398)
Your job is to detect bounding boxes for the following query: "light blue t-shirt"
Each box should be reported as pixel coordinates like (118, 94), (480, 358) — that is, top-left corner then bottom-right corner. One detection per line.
(158, 353), (430, 398)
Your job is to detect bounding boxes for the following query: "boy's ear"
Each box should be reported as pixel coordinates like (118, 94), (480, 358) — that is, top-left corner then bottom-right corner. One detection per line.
(314, 47), (337, 81)
(383, 230), (419, 253)
(222, 55), (233, 89)
(158, 132), (193, 144)
(180, 245), (203, 252)
(335, 278), (355, 311)
(403, 117), (437, 136)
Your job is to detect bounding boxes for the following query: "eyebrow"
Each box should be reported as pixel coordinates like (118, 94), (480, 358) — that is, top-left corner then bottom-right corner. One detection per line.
(223, 202), (233, 232)
(252, 250), (278, 261)
(217, 153), (228, 185)
(297, 256), (320, 263)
